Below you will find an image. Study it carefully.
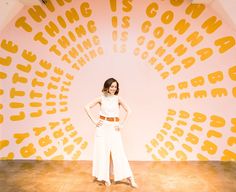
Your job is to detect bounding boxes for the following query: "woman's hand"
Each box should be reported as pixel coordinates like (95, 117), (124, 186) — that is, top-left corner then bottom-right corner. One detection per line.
(115, 123), (124, 131)
(114, 125), (120, 131)
(96, 120), (103, 127)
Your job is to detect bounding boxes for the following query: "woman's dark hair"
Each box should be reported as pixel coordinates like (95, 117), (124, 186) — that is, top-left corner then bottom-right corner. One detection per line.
(102, 78), (119, 95)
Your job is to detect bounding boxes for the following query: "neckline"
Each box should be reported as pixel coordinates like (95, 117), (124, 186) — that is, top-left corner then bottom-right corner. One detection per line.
(103, 94), (116, 98)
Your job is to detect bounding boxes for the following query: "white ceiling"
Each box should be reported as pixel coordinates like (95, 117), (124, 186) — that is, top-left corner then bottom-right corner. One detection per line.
(0, 0), (41, 33)
(0, 0), (236, 33)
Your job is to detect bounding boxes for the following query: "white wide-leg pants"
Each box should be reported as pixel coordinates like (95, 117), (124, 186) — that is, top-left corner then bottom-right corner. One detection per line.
(92, 120), (133, 183)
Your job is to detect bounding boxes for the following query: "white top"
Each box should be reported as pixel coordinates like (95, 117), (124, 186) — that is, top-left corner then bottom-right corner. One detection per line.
(99, 94), (120, 117)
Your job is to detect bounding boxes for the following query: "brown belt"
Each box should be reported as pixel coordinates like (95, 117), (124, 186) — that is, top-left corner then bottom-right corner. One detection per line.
(100, 115), (119, 122)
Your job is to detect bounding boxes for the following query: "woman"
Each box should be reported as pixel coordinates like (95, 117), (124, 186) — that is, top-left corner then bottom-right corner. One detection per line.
(85, 78), (137, 187)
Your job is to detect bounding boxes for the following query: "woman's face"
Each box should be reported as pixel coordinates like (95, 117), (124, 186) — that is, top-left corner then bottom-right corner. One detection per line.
(108, 82), (117, 95)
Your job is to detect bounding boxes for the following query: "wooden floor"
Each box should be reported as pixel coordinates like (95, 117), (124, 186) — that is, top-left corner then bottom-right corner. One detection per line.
(0, 160), (236, 192)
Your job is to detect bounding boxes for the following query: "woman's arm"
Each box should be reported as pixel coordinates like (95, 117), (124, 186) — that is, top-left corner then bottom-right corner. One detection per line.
(118, 96), (132, 127)
(84, 97), (101, 126)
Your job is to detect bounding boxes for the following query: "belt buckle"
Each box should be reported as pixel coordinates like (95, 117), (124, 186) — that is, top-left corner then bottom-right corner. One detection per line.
(107, 117), (114, 121)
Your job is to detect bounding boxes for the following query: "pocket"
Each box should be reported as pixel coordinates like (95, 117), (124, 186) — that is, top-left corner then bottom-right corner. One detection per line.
(95, 127), (103, 137)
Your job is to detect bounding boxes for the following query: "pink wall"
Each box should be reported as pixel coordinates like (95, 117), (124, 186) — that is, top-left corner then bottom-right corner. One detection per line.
(0, 0), (235, 161)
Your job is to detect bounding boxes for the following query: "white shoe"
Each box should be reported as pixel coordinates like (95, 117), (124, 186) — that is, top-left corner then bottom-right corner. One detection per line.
(105, 180), (111, 186)
(128, 177), (138, 188)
